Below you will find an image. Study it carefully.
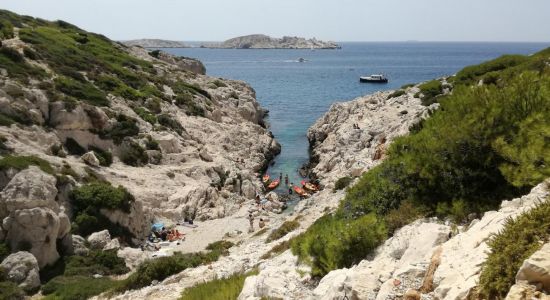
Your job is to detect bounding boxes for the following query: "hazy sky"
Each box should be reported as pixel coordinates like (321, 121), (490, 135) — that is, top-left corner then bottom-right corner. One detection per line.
(1, 0), (549, 42)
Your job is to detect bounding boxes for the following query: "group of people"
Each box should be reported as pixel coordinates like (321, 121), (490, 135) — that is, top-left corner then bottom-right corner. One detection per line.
(248, 213), (266, 231)
(150, 226), (185, 242)
(278, 172), (295, 195)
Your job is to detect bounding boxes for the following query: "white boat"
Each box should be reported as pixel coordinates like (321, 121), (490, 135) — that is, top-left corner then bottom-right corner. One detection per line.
(360, 74), (388, 83)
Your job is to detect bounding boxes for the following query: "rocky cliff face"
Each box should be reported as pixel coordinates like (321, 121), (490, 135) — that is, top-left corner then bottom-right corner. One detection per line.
(203, 34), (340, 49)
(0, 11), (280, 274)
(307, 87), (435, 187)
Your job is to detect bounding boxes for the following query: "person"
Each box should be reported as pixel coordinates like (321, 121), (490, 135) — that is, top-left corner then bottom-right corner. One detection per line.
(259, 218), (265, 228)
(160, 227), (168, 241)
(289, 182), (293, 194)
(279, 172), (283, 181)
(255, 195), (261, 205)
(285, 174), (289, 185)
(248, 213), (254, 230)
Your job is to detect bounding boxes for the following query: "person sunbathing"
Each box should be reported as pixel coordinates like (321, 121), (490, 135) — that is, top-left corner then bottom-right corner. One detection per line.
(168, 229), (185, 241)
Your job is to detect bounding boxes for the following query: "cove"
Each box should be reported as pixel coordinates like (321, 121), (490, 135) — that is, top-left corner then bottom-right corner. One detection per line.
(164, 42), (547, 192)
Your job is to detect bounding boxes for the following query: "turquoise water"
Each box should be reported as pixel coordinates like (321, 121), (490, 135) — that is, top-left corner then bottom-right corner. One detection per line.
(164, 42), (548, 193)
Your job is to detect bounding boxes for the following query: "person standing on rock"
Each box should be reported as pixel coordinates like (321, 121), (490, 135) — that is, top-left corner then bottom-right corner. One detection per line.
(248, 213), (254, 231)
(285, 174), (289, 186)
(279, 172), (283, 181)
(289, 182), (293, 194)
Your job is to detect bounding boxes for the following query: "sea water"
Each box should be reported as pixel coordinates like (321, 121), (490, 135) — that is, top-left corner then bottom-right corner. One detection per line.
(164, 42), (548, 193)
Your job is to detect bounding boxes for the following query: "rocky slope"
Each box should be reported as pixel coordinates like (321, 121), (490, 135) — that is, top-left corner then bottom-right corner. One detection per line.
(0, 9), (279, 280)
(122, 39), (188, 48)
(202, 34), (340, 49)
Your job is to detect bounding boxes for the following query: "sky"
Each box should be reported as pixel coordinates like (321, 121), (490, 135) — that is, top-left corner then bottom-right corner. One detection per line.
(1, 0), (549, 42)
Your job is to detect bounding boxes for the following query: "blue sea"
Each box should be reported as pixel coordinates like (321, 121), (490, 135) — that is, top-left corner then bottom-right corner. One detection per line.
(163, 42), (548, 192)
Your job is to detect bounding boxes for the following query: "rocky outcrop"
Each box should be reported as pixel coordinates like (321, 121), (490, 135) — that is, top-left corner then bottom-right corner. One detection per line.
(203, 34), (340, 49)
(0, 251), (41, 292)
(122, 39), (189, 48)
(87, 230), (112, 250)
(307, 88), (433, 187)
(0, 167), (71, 268)
(516, 242), (550, 290)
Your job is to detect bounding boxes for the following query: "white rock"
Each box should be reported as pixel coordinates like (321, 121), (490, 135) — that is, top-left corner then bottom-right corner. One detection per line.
(87, 230), (112, 250)
(516, 243), (550, 291)
(81, 151), (100, 167)
(0, 251), (41, 292)
(104, 238), (121, 251)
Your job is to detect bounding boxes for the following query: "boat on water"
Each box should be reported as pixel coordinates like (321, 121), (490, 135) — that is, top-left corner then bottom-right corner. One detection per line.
(262, 174), (270, 184)
(360, 74), (388, 83)
(268, 179), (280, 190)
(301, 180), (319, 192)
(298, 57), (306, 63)
(293, 186), (310, 198)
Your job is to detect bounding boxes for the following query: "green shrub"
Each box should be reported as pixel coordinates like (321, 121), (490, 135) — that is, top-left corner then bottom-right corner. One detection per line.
(479, 198), (550, 299)
(260, 239), (292, 260)
(384, 200), (427, 235)
(0, 113), (16, 126)
(0, 281), (25, 300)
(149, 50), (161, 58)
(400, 83), (415, 89)
(99, 115), (139, 144)
(63, 250), (129, 277)
(453, 54), (529, 86)
(145, 135), (160, 150)
(0, 155), (54, 174)
(54, 76), (109, 107)
(212, 80), (227, 88)
(71, 182), (134, 214)
(0, 45), (46, 82)
(386, 89), (406, 99)
(417, 80), (443, 106)
(333, 176), (353, 191)
(88, 146), (113, 166)
(117, 241), (233, 292)
(0, 20), (14, 40)
(171, 81), (211, 100)
(119, 140), (148, 166)
(0, 46), (23, 62)
(0, 242), (9, 262)
(180, 269), (258, 300)
(266, 221), (300, 242)
(42, 276), (121, 300)
(64, 137), (86, 156)
(291, 213), (387, 277)
(133, 107), (157, 125)
(158, 114), (184, 134)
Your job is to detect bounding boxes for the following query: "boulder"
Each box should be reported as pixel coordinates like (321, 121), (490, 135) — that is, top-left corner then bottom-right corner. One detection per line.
(3, 208), (61, 268)
(404, 289), (421, 300)
(104, 238), (121, 251)
(81, 151), (100, 167)
(516, 243), (550, 291)
(0, 251), (41, 292)
(72, 235), (89, 256)
(117, 247), (149, 270)
(505, 282), (538, 300)
(199, 148), (213, 162)
(87, 230), (112, 250)
(49, 102), (94, 130)
(241, 180), (256, 200)
(0, 166), (59, 219)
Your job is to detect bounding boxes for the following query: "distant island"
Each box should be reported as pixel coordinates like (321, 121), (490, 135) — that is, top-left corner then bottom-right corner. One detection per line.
(201, 34), (341, 49)
(122, 39), (188, 48)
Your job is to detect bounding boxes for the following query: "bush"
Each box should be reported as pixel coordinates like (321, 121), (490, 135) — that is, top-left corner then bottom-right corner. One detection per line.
(71, 182), (134, 214)
(158, 114), (184, 134)
(0, 242), (9, 262)
(384, 200), (427, 235)
(0, 45), (46, 82)
(260, 240), (292, 260)
(133, 107), (157, 125)
(266, 221), (300, 242)
(417, 80), (443, 106)
(55, 76), (109, 107)
(180, 269), (258, 300)
(42, 276), (121, 300)
(149, 50), (161, 58)
(386, 89), (406, 99)
(88, 146), (113, 167)
(0, 155), (54, 174)
(119, 140), (148, 166)
(333, 176), (353, 191)
(0, 20), (14, 40)
(453, 54), (528, 86)
(145, 135), (160, 150)
(64, 249), (129, 277)
(99, 115), (139, 144)
(479, 198), (550, 299)
(212, 80), (227, 88)
(64, 137), (86, 156)
(291, 213), (386, 277)
(0, 281), (25, 300)
(117, 241), (233, 292)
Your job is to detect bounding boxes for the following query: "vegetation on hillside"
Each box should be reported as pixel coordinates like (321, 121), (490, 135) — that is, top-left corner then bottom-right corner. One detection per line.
(479, 197), (550, 299)
(292, 48), (550, 277)
(180, 269), (258, 300)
